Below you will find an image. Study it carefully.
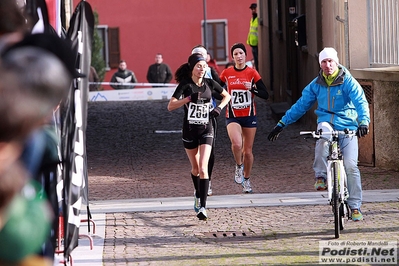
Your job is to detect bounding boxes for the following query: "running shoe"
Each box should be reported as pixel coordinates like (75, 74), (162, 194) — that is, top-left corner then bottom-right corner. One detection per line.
(351, 209), (363, 221)
(194, 197), (200, 213)
(242, 178), (253, 193)
(314, 177), (327, 191)
(207, 181), (213, 196)
(197, 207), (208, 220)
(234, 164), (244, 184)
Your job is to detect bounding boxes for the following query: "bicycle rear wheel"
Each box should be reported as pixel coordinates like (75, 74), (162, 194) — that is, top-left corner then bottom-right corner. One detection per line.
(332, 162), (340, 238)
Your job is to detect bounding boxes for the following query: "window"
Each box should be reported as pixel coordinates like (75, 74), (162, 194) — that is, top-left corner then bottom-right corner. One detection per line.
(96, 26), (120, 69)
(202, 20), (228, 64)
(369, 0), (399, 66)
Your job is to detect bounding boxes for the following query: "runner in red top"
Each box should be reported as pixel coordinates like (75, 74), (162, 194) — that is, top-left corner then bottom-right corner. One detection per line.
(219, 43), (268, 193)
(220, 62), (262, 118)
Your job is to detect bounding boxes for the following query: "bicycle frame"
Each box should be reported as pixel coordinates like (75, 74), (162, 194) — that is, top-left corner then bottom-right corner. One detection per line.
(326, 133), (348, 206)
(300, 128), (356, 238)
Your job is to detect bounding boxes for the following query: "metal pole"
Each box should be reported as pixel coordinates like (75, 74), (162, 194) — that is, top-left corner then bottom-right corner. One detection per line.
(64, 0), (72, 30)
(203, 0), (207, 48)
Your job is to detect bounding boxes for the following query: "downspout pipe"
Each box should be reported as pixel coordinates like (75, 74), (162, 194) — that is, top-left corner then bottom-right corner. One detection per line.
(336, 0), (349, 68)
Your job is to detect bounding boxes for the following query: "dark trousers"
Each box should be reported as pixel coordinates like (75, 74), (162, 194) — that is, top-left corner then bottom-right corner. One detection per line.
(251, 45), (259, 71)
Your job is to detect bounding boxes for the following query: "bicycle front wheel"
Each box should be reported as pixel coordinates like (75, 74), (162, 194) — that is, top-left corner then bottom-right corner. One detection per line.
(332, 162), (340, 238)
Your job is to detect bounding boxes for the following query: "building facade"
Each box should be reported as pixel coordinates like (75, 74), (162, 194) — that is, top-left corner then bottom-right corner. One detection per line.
(257, 0), (399, 170)
(75, 0), (256, 86)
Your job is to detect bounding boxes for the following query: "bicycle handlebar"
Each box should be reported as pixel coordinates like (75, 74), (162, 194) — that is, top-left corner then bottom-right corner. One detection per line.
(300, 129), (357, 139)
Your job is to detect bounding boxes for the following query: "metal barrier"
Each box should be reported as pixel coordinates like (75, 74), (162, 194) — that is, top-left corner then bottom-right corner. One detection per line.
(88, 82), (177, 102)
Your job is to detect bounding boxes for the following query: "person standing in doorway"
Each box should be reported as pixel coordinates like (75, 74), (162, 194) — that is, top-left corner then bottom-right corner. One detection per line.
(167, 53), (230, 220)
(110, 60), (137, 90)
(219, 43), (269, 193)
(146, 53), (173, 87)
(247, 3), (259, 71)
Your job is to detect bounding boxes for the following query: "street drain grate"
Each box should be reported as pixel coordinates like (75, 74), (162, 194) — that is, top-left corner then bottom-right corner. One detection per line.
(199, 231), (265, 242)
(210, 232), (247, 238)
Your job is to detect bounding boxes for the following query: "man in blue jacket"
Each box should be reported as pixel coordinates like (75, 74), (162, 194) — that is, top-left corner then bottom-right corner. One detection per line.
(267, 47), (370, 221)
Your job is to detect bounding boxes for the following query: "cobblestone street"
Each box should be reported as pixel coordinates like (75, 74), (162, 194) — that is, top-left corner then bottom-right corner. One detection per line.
(85, 99), (399, 265)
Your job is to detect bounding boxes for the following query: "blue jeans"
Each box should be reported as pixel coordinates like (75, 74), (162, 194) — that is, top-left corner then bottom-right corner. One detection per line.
(313, 135), (362, 210)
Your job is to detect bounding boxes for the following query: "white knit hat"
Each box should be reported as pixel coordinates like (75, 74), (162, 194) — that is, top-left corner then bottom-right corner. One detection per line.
(318, 47), (339, 65)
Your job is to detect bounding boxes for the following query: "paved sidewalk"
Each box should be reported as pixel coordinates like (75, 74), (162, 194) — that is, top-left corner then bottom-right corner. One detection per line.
(71, 190), (399, 265)
(81, 190), (399, 213)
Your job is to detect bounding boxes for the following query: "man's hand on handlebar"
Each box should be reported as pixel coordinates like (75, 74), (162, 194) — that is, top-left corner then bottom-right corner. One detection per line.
(356, 125), (369, 138)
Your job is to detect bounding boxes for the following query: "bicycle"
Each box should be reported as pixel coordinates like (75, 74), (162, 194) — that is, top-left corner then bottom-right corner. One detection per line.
(300, 124), (357, 238)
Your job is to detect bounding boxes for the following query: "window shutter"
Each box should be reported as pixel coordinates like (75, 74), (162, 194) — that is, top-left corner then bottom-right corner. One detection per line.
(203, 20), (228, 63)
(108, 27), (120, 68)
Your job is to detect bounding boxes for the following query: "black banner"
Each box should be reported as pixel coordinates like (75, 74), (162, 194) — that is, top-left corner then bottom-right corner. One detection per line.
(62, 0), (94, 259)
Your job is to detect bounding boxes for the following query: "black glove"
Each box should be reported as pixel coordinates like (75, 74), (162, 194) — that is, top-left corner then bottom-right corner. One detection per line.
(357, 125), (369, 138)
(190, 92), (200, 103)
(268, 125), (283, 141)
(210, 106), (221, 118)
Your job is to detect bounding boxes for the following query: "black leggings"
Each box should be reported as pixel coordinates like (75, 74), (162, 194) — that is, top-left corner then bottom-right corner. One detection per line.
(208, 117), (217, 180)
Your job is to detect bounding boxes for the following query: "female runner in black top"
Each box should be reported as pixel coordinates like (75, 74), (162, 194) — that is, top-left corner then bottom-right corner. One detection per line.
(167, 53), (230, 220)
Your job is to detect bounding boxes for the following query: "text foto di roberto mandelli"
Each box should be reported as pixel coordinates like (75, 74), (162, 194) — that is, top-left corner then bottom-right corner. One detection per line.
(319, 240), (397, 265)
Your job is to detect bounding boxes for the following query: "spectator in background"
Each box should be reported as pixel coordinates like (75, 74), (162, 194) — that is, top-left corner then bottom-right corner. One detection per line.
(247, 3), (259, 70)
(89, 66), (100, 91)
(146, 53), (173, 87)
(110, 60), (137, 89)
(206, 52), (220, 75)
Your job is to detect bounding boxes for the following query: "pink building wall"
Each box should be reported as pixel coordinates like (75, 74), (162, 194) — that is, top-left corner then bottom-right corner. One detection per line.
(76, 0), (255, 85)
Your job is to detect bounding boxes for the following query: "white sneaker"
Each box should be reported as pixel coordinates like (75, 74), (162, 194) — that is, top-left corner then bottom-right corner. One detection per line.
(234, 164), (244, 184)
(242, 178), (253, 193)
(207, 181), (213, 196)
(197, 207), (208, 220)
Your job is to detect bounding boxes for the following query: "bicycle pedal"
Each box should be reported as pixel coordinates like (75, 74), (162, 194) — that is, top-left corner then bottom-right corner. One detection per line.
(344, 188), (349, 200)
